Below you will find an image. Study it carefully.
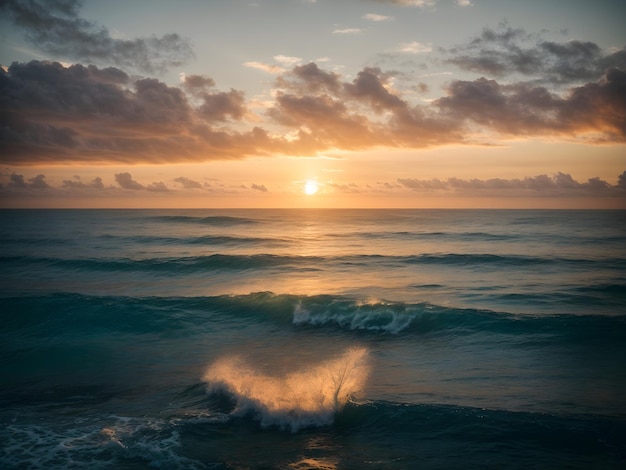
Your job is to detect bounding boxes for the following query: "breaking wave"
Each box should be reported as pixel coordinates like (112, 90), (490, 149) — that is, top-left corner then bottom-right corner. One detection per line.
(203, 348), (369, 432)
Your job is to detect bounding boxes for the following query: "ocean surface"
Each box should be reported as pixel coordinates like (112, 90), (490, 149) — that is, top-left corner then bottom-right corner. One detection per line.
(1, 209), (625, 469)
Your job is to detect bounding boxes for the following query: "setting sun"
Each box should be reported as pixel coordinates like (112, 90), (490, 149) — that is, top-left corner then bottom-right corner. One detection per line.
(304, 180), (319, 195)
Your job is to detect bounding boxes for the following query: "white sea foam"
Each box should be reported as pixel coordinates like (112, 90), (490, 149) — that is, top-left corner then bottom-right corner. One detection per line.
(0, 416), (204, 469)
(203, 347), (369, 432)
(293, 303), (414, 334)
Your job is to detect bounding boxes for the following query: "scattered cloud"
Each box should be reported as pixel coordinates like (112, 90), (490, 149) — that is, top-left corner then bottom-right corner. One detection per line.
(243, 61), (286, 74)
(0, 0), (194, 73)
(333, 28), (362, 35)
(174, 177), (203, 189)
(6, 173), (49, 189)
(274, 55), (302, 65)
(2, 15), (625, 167)
(445, 23), (626, 84)
(115, 172), (168, 191)
(115, 172), (144, 190)
(367, 0), (436, 7)
(397, 172), (626, 197)
(363, 13), (392, 22)
(146, 181), (169, 192)
(456, 0), (473, 6)
(62, 176), (104, 189)
(399, 41), (433, 54)
(3, 171), (624, 202)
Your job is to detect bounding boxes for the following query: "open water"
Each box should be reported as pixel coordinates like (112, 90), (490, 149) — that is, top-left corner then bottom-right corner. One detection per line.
(1, 209), (625, 469)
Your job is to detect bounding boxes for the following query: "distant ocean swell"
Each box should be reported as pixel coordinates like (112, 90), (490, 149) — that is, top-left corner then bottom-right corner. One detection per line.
(3, 252), (624, 272)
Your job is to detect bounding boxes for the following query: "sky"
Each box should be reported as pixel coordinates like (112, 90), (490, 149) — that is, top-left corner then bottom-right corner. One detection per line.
(1, 0), (625, 208)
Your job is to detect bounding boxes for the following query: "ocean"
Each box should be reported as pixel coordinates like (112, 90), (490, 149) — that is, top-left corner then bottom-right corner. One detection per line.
(1, 209), (625, 469)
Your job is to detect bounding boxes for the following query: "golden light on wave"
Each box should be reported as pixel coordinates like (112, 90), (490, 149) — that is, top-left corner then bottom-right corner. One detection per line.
(304, 180), (319, 195)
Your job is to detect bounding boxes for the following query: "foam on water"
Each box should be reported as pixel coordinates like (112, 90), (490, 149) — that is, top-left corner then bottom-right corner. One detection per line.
(0, 416), (205, 469)
(203, 348), (369, 432)
(293, 302), (416, 333)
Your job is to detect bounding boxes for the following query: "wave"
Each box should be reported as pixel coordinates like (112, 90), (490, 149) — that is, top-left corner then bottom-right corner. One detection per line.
(0, 253), (324, 273)
(97, 233), (288, 246)
(2, 397), (623, 469)
(2, 292), (625, 341)
(3, 252), (620, 276)
(148, 215), (258, 225)
(203, 347), (369, 432)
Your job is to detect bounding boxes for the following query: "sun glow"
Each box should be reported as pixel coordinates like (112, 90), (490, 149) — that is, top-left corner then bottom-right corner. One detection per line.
(304, 180), (319, 195)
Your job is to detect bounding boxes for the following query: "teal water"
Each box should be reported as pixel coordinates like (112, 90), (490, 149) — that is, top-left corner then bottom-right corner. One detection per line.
(1, 209), (625, 468)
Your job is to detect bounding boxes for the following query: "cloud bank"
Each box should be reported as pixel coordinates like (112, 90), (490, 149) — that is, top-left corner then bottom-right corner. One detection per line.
(1, 56), (625, 165)
(2, 171), (623, 200)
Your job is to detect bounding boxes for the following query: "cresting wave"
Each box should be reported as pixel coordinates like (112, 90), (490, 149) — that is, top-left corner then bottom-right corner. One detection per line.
(203, 348), (369, 432)
(3, 292), (626, 337)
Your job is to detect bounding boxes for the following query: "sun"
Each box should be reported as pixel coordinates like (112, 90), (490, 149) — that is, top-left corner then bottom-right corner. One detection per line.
(304, 180), (319, 195)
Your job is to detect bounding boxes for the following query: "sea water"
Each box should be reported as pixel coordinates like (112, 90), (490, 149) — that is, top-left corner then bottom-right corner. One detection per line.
(1, 209), (625, 469)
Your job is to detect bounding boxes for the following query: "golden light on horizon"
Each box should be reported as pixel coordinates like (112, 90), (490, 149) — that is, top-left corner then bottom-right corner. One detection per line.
(304, 180), (320, 195)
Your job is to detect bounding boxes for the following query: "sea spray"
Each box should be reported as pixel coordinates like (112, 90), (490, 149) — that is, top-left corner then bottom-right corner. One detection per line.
(203, 348), (369, 432)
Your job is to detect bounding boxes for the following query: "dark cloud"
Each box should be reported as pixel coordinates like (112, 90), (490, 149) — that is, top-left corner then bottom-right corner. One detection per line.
(62, 176), (104, 189)
(146, 181), (169, 192)
(367, 0), (435, 6)
(0, 0), (194, 73)
(198, 89), (246, 121)
(115, 172), (144, 190)
(251, 183), (268, 192)
(277, 62), (342, 94)
(1, 53), (624, 165)
(445, 23), (626, 84)
(174, 176), (203, 189)
(7, 173), (49, 188)
(398, 172), (625, 196)
(436, 68), (626, 140)
(0, 60), (282, 164)
(181, 74), (216, 96)
(344, 67), (406, 112)
(9, 173), (26, 188)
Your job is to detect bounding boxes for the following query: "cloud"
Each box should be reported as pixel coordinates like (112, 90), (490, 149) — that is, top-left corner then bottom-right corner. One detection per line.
(114, 172), (168, 192)
(174, 177), (203, 189)
(115, 172), (144, 190)
(367, 0), (436, 7)
(397, 172), (626, 196)
(62, 176), (104, 189)
(198, 89), (247, 121)
(456, 0), (472, 6)
(435, 68), (626, 140)
(399, 41), (432, 54)
(146, 181), (169, 192)
(445, 23), (626, 84)
(2, 45), (625, 166)
(243, 61), (286, 74)
(0, 60), (286, 164)
(363, 13), (392, 21)
(274, 55), (302, 65)
(277, 62), (342, 93)
(333, 28), (362, 35)
(6, 173), (49, 189)
(0, 0), (194, 73)
(181, 74), (216, 95)
(251, 183), (268, 192)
